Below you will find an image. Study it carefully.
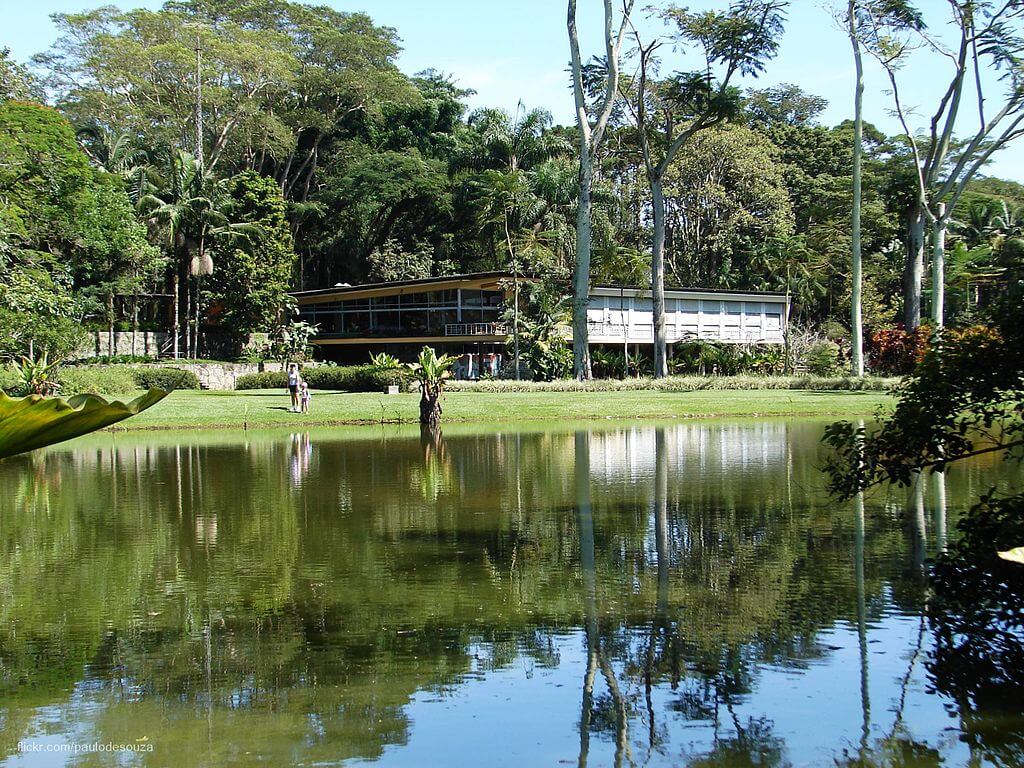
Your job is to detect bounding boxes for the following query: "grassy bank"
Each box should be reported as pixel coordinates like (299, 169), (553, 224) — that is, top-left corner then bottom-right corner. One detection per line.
(106, 387), (895, 431)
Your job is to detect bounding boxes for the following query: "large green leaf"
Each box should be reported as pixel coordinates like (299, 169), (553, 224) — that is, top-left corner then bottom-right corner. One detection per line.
(0, 389), (168, 459)
(998, 547), (1024, 565)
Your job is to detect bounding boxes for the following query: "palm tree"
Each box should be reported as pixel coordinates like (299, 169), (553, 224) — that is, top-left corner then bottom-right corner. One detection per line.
(992, 199), (1024, 239)
(472, 169), (545, 379)
(76, 126), (155, 204)
(140, 150), (259, 358)
(951, 200), (999, 248)
(848, 0), (866, 377)
(455, 103), (570, 174)
(375, 347), (456, 430)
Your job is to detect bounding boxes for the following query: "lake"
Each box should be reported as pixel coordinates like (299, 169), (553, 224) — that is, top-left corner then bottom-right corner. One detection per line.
(0, 419), (1021, 767)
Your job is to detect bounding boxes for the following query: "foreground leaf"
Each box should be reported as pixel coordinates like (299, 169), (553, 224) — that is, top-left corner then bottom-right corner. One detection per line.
(0, 390), (168, 459)
(998, 547), (1024, 565)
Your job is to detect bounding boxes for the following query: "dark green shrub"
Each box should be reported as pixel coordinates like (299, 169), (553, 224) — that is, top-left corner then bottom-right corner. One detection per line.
(446, 375), (897, 393)
(57, 365), (139, 395)
(591, 349), (627, 379)
(802, 340), (842, 377)
(235, 371), (288, 390)
(235, 365), (410, 392)
(50, 365), (200, 395)
(303, 364), (409, 392)
(671, 342), (782, 376)
(73, 353), (158, 365)
(133, 367), (201, 391)
(0, 367), (20, 394)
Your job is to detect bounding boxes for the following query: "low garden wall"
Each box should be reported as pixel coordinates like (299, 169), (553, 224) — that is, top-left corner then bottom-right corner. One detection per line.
(78, 331), (172, 358)
(180, 362), (285, 391)
(79, 331), (269, 362)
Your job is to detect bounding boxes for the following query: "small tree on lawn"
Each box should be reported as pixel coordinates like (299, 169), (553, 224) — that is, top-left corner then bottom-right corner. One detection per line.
(375, 346), (455, 429)
(410, 347), (455, 430)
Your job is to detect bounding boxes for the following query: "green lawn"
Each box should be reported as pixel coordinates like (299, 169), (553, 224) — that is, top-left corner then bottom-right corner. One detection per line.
(109, 388), (894, 431)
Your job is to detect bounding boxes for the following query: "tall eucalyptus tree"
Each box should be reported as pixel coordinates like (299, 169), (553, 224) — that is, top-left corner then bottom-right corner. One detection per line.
(624, 1), (788, 378)
(858, 0), (1024, 328)
(567, 0), (636, 380)
(848, 1), (867, 377)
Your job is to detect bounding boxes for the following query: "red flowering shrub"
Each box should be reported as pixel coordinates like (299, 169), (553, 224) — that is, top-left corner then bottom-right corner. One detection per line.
(868, 325), (1002, 376)
(868, 326), (931, 375)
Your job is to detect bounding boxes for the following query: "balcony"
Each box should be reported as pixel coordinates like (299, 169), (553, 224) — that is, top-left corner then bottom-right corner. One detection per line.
(445, 322), (508, 337)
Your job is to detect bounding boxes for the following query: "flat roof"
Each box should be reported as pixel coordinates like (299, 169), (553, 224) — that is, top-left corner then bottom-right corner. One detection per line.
(292, 272), (788, 305)
(292, 271), (514, 304)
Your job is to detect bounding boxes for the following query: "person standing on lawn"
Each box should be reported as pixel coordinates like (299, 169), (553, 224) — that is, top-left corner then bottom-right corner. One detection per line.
(300, 381), (311, 414)
(287, 364), (301, 412)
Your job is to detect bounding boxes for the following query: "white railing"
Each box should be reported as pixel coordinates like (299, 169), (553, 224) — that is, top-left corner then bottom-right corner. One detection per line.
(445, 322), (508, 337)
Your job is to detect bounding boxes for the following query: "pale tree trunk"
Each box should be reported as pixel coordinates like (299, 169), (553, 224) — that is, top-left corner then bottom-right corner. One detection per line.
(513, 277), (520, 381)
(107, 293), (115, 359)
(849, 0), (865, 377)
(184, 276), (193, 360)
(932, 202), (947, 327)
(131, 292), (139, 359)
(905, 209), (926, 330)
(572, 163), (594, 380)
(567, 0), (633, 381)
(172, 271), (180, 359)
(651, 178), (668, 378)
(504, 217), (521, 381)
(194, 276), (203, 359)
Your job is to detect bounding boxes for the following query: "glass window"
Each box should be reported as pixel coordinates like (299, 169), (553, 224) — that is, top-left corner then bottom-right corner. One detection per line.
(402, 310), (429, 333)
(339, 298), (370, 311)
(346, 312), (370, 334)
(398, 291), (431, 309)
(374, 311), (401, 333)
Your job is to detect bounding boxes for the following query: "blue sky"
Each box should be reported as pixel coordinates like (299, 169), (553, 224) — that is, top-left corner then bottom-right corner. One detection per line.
(5, 0), (1023, 181)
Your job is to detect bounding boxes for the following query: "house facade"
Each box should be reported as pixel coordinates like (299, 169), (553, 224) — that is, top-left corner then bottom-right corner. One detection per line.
(293, 272), (788, 372)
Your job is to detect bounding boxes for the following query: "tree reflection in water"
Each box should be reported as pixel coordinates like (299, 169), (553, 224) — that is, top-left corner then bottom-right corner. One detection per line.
(0, 422), (1019, 766)
(927, 490), (1024, 767)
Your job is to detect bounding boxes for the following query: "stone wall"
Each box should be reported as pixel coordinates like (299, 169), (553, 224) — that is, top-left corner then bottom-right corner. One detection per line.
(79, 331), (268, 361)
(78, 331), (173, 358)
(78, 332), (289, 390)
(173, 362), (285, 391)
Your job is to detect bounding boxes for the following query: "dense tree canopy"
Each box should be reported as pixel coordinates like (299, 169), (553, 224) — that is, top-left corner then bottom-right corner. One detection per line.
(3, 0), (1023, 371)
(209, 171), (296, 337)
(0, 100), (155, 358)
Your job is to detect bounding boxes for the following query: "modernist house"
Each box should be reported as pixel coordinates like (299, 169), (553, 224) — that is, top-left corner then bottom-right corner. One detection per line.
(293, 272), (788, 374)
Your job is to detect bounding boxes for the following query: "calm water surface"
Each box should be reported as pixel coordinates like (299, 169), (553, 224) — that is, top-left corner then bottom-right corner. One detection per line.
(0, 419), (1021, 767)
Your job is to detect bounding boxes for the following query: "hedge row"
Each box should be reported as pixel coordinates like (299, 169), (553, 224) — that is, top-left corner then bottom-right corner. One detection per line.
(445, 375), (899, 394)
(60, 365), (201, 395)
(2, 365), (202, 396)
(132, 367), (202, 391)
(235, 365), (410, 392)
